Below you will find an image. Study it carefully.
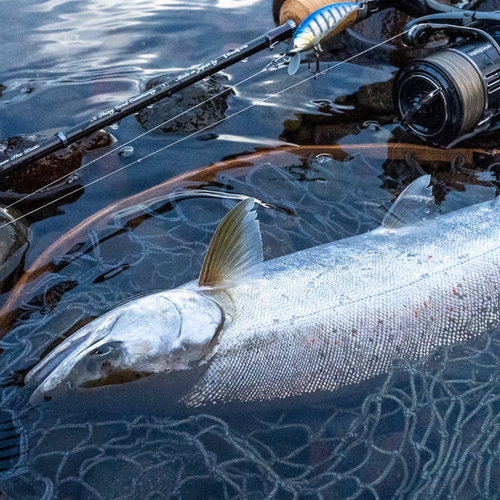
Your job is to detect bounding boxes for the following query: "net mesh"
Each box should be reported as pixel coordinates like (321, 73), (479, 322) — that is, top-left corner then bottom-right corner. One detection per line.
(1, 152), (500, 500)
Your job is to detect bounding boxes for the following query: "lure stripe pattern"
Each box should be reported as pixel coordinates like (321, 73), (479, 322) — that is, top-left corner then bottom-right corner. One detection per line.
(287, 2), (360, 74)
(288, 2), (360, 53)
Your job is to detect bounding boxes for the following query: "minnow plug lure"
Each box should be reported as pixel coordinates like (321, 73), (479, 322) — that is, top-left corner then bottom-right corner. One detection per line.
(286, 2), (360, 75)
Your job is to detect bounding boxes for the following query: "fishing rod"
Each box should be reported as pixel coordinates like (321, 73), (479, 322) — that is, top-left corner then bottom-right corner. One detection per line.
(0, 0), (470, 178)
(0, 21), (296, 175)
(1, 0), (488, 177)
(3, 0), (493, 228)
(0, 30), (409, 232)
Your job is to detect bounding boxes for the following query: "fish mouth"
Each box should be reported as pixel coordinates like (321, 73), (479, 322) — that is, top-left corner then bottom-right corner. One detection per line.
(26, 313), (119, 404)
(79, 368), (153, 388)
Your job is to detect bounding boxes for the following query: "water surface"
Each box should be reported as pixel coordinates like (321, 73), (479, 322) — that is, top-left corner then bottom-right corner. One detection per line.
(2, 0), (500, 498)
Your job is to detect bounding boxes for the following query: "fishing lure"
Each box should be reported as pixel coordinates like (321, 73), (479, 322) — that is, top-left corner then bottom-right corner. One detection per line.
(287, 2), (360, 75)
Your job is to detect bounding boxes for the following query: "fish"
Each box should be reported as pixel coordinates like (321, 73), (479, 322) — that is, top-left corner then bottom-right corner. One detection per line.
(286, 2), (361, 75)
(24, 175), (500, 414)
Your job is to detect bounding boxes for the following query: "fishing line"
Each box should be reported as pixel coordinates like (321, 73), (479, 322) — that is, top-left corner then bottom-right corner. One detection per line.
(0, 30), (408, 231)
(2, 67), (268, 213)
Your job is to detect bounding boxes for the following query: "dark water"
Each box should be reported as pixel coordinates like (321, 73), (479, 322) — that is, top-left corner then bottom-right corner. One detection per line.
(2, 0), (500, 498)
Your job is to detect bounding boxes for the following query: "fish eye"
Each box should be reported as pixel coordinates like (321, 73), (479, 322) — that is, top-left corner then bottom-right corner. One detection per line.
(90, 345), (114, 357)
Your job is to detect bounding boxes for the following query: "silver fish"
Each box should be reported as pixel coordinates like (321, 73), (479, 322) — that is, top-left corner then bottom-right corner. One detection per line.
(287, 2), (360, 75)
(25, 176), (500, 413)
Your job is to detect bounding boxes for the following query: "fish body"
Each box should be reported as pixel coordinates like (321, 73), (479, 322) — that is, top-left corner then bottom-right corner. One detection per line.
(25, 177), (500, 413)
(287, 2), (360, 75)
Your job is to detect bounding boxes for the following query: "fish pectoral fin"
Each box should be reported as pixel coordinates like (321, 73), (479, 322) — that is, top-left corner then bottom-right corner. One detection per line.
(288, 52), (301, 75)
(382, 174), (440, 229)
(198, 198), (263, 288)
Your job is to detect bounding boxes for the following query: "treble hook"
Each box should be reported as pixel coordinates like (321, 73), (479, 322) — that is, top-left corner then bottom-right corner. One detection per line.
(308, 44), (323, 77)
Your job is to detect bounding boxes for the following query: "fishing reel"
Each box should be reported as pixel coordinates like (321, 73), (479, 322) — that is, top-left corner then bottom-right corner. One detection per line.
(393, 10), (500, 147)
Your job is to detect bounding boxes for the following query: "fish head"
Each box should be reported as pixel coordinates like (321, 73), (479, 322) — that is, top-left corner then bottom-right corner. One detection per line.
(25, 289), (223, 405)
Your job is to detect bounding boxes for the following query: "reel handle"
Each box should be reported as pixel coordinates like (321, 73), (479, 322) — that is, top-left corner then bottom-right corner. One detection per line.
(403, 10), (500, 47)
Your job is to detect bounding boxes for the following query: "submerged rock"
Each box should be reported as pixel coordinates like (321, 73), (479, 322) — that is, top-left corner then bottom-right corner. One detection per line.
(0, 205), (29, 294)
(342, 78), (395, 117)
(0, 130), (112, 194)
(136, 73), (234, 134)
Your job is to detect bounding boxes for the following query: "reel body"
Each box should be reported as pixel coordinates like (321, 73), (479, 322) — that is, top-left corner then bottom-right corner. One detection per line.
(393, 14), (500, 147)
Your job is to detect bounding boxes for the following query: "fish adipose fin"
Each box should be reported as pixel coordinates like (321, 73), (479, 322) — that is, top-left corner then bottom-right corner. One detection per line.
(288, 52), (301, 75)
(382, 175), (439, 229)
(198, 198), (263, 288)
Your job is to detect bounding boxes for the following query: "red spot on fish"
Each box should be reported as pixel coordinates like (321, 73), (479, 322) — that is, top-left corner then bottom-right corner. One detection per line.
(452, 288), (456, 295)
(463, 277), (466, 281)
(414, 311), (418, 318)
(424, 301), (427, 308)
(450, 307), (454, 312)
(311, 339), (315, 345)
(430, 316), (434, 321)
(428, 255), (433, 259)
(334, 341), (338, 345)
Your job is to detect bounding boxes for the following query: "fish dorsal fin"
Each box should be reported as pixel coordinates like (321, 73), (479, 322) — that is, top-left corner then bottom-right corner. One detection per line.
(382, 175), (439, 229)
(198, 198), (263, 288)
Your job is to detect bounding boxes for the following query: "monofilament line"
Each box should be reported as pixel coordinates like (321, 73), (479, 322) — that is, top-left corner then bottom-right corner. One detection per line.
(2, 68), (268, 213)
(0, 30), (408, 231)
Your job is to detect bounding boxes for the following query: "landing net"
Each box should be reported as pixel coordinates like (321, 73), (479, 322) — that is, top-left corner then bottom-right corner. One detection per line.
(1, 153), (500, 500)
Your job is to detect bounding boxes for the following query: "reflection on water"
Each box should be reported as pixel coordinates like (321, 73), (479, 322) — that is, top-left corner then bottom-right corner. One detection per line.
(2, 0), (500, 497)
(217, 0), (262, 7)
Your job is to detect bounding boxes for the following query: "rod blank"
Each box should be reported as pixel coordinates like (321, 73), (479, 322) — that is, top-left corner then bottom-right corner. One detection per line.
(0, 22), (295, 175)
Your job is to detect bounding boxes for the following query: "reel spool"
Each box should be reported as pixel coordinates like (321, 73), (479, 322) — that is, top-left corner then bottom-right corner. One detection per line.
(394, 25), (500, 147)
